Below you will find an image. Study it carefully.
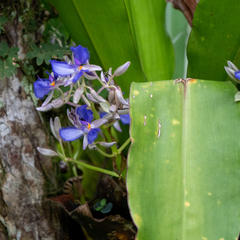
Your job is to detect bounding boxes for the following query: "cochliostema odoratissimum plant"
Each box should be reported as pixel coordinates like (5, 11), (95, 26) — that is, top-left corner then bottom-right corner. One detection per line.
(35, 45), (131, 178)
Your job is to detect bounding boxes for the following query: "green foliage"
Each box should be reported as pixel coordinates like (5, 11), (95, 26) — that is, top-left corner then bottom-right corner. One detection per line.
(50, 0), (149, 94)
(0, 41), (19, 78)
(123, 0), (174, 81)
(0, 16), (8, 34)
(165, 3), (190, 78)
(187, 0), (240, 81)
(25, 43), (70, 66)
(128, 80), (240, 239)
(94, 198), (113, 213)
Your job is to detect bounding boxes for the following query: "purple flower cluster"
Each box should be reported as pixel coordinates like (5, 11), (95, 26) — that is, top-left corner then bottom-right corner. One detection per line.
(34, 45), (131, 149)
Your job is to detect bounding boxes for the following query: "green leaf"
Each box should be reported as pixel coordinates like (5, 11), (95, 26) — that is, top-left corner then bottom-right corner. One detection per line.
(187, 0), (240, 81)
(128, 79), (240, 239)
(100, 198), (106, 207)
(0, 41), (9, 57)
(0, 41), (19, 78)
(124, 0), (174, 80)
(165, 3), (190, 79)
(100, 202), (113, 214)
(50, 0), (147, 94)
(0, 59), (19, 78)
(25, 43), (70, 66)
(0, 16), (8, 34)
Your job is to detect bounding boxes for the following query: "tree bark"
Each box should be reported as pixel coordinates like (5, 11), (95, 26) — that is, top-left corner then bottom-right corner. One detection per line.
(0, 2), (82, 239)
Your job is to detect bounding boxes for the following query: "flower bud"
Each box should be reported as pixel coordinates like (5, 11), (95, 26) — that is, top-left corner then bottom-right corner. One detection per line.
(73, 87), (84, 104)
(100, 102), (111, 113)
(100, 71), (107, 83)
(115, 89), (129, 106)
(113, 61), (130, 77)
(51, 99), (64, 109)
(37, 147), (58, 157)
(227, 61), (238, 71)
(36, 104), (53, 112)
(97, 142), (116, 147)
(109, 105), (117, 113)
(83, 71), (98, 80)
(108, 91), (115, 103)
(86, 93), (100, 103)
(90, 88), (106, 103)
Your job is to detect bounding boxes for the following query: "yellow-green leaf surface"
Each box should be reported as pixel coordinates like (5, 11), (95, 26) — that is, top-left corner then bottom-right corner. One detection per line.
(128, 79), (240, 239)
(124, 0), (174, 80)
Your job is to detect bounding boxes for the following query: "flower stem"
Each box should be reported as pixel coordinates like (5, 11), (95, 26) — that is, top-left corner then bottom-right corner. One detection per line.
(96, 147), (118, 158)
(89, 103), (122, 171)
(59, 139), (66, 159)
(65, 84), (73, 102)
(57, 87), (65, 100)
(117, 137), (131, 153)
(70, 159), (120, 177)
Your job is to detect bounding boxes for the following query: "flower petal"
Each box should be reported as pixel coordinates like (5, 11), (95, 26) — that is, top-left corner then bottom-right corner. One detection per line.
(42, 90), (54, 107)
(83, 134), (88, 150)
(76, 105), (93, 123)
(82, 64), (102, 72)
(113, 121), (122, 132)
(70, 45), (90, 65)
(235, 70), (240, 80)
(50, 60), (76, 76)
(88, 128), (100, 144)
(33, 79), (53, 99)
(91, 118), (108, 129)
(60, 127), (84, 141)
(83, 71), (98, 80)
(120, 114), (130, 125)
(72, 71), (83, 83)
(115, 89), (129, 106)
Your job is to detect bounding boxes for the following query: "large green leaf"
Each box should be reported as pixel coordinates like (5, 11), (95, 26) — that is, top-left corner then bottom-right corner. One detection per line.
(165, 3), (190, 79)
(50, 0), (147, 94)
(124, 0), (174, 80)
(128, 79), (240, 239)
(187, 0), (240, 81)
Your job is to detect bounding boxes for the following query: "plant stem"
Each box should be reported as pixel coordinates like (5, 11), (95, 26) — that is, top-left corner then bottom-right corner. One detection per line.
(89, 102), (122, 170)
(59, 139), (66, 159)
(65, 84), (73, 102)
(118, 137), (131, 153)
(70, 159), (120, 177)
(57, 87), (65, 100)
(96, 147), (118, 158)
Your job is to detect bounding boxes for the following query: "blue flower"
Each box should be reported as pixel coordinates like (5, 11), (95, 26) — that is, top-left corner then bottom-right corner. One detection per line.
(50, 45), (102, 85)
(60, 105), (107, 149)
(33, 72), (63, 99)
